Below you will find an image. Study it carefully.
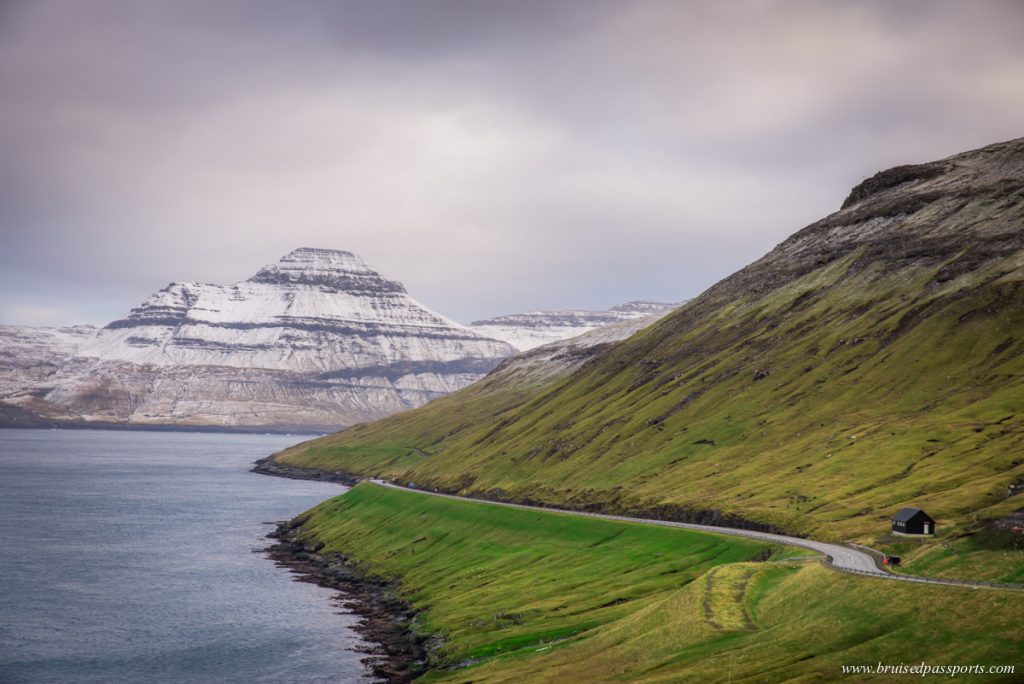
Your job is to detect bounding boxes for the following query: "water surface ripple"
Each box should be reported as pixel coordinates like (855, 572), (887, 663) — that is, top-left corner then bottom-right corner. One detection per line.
(0, 429), (369, 683)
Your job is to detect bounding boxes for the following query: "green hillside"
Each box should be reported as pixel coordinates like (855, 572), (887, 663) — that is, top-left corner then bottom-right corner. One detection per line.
(276, 138), (1024, 580)
(291, 484), (1024, 682)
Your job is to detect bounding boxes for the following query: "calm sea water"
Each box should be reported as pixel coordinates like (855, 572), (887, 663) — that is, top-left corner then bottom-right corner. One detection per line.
(0, 429), (371, 684)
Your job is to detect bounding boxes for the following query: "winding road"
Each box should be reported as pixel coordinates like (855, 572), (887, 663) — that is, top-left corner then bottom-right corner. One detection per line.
(367, 479), (1022, 591)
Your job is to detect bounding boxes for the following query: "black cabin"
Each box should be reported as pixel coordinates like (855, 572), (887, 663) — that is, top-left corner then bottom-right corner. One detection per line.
(891, 507), (935, 535)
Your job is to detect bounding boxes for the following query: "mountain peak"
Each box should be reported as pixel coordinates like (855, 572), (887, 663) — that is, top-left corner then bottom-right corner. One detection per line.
(248, 247), (407, 294)
(840, 135), (1024, 211)
(286, 246), (361, 261)
(17, 247), (515, 430)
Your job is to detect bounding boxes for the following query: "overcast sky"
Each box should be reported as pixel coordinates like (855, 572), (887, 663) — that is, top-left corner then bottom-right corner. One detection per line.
(1, 0), (1022, 326)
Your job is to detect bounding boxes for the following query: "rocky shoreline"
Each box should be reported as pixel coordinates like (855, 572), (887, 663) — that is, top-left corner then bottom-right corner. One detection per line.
(251, 454), (364, 485)
(265, 515), (432, 683)
(253, 451), (785, 683)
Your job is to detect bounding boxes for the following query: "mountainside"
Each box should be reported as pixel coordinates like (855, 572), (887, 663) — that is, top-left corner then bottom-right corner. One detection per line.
(274, 137), (1024, 573)
(487, 309), (678, 385)
(257, 308), (679, 477)
(0, 248), (515, 431)
(469, 301), (678, 351)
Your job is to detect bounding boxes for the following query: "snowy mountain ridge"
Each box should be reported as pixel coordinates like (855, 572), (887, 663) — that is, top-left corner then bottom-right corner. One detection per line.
(469, 300), (680, 350)
(83, 248), (499, 373)
(0, 248), (514, 431)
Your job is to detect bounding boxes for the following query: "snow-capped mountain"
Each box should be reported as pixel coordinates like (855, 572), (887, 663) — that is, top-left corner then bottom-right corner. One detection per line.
(0, 248), (515, 431)
(469, 301), (679, 351)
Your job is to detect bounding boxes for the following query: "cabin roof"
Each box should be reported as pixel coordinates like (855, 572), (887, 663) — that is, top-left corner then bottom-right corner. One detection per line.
(892, 507), (929, 522)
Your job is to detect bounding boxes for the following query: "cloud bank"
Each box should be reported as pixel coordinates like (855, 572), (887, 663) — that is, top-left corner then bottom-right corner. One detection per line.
(1, 0), (1022, 325)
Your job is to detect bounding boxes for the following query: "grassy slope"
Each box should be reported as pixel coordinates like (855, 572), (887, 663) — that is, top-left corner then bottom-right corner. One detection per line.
(298, 484), (1024, 682)
(279, 141), (1024, 581)
(292, 369), (544, 478)
(282, 251), (1024, 580)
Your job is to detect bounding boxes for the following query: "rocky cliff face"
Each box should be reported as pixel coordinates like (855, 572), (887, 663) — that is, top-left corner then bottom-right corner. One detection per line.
(469, 301), (678, 351)
(0, 248), (515, 431)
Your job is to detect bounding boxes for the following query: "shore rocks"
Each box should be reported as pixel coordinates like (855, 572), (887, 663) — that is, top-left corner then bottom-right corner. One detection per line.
(265, 520), (429, 683)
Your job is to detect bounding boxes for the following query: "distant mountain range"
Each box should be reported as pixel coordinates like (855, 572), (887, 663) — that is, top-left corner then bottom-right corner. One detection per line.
(0, 248), (514, 431)
(469, 301), (679, 351)
(0, 248), (668, 432)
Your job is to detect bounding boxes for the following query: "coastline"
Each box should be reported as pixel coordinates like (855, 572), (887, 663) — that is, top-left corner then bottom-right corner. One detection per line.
(252, 454), (365, 485)
(266, 515), (430, 683)
(253, 448), (1024, 684)
(257, 458), (432, 682)
(250, 451), (782, 683)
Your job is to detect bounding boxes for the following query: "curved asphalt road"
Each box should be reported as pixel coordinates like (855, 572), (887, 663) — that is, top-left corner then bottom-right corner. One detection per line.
(367, 479), (1022, 591)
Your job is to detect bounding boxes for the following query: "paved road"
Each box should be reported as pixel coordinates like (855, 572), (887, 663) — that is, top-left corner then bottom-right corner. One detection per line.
(368, 480), (1022, 591)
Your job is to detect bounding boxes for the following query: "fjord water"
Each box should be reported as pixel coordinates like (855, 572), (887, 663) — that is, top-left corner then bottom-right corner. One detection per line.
(0, 430), (370, 683)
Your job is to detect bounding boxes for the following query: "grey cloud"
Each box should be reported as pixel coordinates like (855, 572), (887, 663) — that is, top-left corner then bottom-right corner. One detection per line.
(1, 0), (1022, 325)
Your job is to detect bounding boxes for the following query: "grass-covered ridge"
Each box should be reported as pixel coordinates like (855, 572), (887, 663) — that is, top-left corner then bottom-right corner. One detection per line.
(300, 483), (773, 666)
(277, 138), (1024, 580)
(296, 484), (1024, 682)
